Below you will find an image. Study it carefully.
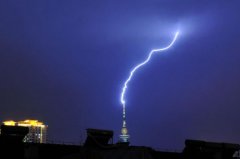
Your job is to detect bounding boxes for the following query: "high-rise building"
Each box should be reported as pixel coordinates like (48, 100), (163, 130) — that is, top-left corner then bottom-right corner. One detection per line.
(3, 119), (47, 143)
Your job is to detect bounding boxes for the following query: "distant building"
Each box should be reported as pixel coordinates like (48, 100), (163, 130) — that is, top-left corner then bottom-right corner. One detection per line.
(2, 119), (47, 143)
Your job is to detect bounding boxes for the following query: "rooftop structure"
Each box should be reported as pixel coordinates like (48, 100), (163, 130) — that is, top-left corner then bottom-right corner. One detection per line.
(2, 119), (47, 143)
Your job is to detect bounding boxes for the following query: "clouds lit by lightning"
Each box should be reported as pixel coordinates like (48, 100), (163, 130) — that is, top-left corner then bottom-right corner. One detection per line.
(120, 31), (179, 107)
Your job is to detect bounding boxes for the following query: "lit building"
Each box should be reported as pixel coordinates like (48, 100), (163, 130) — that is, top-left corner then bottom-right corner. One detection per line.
(3, 119), (47, 143)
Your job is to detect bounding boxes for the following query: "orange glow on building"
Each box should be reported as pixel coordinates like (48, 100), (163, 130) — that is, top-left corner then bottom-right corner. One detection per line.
(3, 120), (16, 126)
(18, 120), (45, 128)
(2, 119), (47, 143)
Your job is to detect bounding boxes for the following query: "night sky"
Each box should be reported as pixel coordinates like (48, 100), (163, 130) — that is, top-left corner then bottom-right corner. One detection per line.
(1, 1), (240, 150)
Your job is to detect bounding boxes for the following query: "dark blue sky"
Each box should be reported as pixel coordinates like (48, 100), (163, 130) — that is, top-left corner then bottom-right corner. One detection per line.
(1, 0), (240, 150)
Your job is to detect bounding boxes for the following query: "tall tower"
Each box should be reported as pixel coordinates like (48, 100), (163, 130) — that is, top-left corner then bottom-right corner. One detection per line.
(119, 104), (129, 142)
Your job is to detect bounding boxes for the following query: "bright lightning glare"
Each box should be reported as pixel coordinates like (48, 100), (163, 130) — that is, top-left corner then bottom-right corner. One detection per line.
(120, 31), (180, 107)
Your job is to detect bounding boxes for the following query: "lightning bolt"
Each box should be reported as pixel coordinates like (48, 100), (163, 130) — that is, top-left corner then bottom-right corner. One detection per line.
(120, 31), (179, 107)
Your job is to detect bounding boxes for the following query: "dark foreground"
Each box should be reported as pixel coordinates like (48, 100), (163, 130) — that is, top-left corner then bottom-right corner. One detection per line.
(0, 125), (239, 159)
(1, 138), (240, 159)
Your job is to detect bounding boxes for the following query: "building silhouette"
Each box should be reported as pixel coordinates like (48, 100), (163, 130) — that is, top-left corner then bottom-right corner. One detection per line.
(3, 119), (47, 143)
(0, 125), (239, 159)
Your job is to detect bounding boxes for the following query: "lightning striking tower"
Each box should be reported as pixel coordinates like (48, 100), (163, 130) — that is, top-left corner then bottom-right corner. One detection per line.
(119, 31), (179, 143)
